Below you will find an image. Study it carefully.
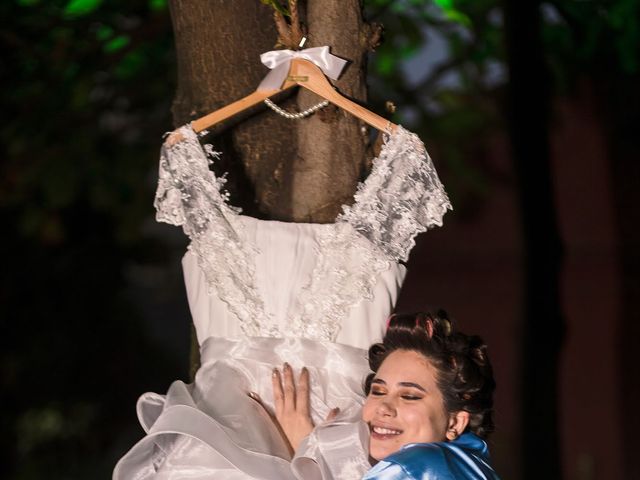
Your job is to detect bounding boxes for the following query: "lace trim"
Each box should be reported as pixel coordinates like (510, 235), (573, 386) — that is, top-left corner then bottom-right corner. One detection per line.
(154, 126), (275, 337)
(288, 222), (390, 341)
(289, 127), (451, 341)
(338, 126), (452, 262)
(154, 124), (450, 341)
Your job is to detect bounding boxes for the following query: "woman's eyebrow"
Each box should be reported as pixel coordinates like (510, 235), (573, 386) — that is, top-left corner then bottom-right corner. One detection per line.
(397, 382), (427, 392)
(371, 378), (386, 385)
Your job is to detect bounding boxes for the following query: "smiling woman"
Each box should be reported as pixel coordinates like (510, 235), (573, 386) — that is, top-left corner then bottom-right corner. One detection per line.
(361, 311), (499, 479)
(268, 311), (500, 479)
(363, 349), (470, 461)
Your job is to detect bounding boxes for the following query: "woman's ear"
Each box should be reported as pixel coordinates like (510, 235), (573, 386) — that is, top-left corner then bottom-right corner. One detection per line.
(446, 411), (470, 441)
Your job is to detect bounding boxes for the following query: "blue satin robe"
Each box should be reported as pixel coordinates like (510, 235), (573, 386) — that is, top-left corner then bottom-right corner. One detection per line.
(362, 433), (500, 480)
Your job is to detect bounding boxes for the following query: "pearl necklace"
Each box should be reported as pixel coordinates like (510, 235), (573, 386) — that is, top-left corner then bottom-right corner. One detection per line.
(264, 98), (329, 120)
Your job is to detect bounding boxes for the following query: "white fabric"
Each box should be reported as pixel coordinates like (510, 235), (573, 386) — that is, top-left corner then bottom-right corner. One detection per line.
(114, 337), (370, 480)
(114, 124), (451, 479)
(182, 220), (406, 350)
(154, 125), (450, 343)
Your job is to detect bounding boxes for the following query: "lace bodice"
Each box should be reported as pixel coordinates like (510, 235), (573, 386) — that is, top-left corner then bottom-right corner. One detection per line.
(154, 125), (451, 346)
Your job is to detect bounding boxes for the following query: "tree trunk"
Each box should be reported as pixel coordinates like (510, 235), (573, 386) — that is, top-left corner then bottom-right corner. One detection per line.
(168, 0), (372, 374)
(168, 0), (370, 221)
(604, 70), (640, 480)
(293, 1), (371, 220)
(503, 1), (564, 479)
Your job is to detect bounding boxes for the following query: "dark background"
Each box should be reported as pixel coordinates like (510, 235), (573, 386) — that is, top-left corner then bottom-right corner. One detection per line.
(1, 1), (638, 479)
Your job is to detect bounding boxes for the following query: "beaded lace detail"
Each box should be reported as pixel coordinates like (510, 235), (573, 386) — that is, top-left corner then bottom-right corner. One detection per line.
(154, 125), (451, 340)
(155, 126), (274, 337)
(289, 127), (451, 340)
(287, 221), (391, 340)
(338, 127), (452, 262)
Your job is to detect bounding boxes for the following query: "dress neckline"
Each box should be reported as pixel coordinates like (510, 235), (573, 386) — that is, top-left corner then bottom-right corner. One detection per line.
(170, 122), (410, 226)
(155, 122), (451, 339)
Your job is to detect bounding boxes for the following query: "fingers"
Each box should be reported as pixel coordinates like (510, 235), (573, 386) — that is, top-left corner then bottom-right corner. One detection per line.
(267, 365), (321, 452)
(282, 362), (296, 412)
(325, 407), (340, 423)
(272, 364), (313, 420)
(247, 391), (262, 403)
(297, 367), (311, 418)
(272, 363), (300, 418)
(272, 368), (284, 419)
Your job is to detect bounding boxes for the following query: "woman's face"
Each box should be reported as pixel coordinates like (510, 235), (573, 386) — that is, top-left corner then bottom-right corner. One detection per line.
(362, 349), (452, 461)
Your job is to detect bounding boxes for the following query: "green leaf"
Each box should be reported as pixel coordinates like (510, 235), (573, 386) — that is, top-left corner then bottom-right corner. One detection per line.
(64, 0), (103, 17)
(115, 50), (145, 79)
(149, 0), (166, 11)
(443, 9), (471, 27)
(434, 0), (454, 9)
(375, 51), (397, 76)
(399, 44), (420, 59)
(104, 35), (130, 53)
(95, 24), (114, 41)
(259, 0), (290, 17)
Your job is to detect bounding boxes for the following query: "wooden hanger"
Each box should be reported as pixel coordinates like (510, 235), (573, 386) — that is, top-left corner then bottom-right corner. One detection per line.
(191, 57), (397, 134)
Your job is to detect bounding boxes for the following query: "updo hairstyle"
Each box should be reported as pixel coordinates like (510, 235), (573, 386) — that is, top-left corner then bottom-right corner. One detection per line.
(365, 310), (496, 439)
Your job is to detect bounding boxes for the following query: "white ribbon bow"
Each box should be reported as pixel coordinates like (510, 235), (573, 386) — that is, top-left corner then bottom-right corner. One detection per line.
(257, 46), (347, 91)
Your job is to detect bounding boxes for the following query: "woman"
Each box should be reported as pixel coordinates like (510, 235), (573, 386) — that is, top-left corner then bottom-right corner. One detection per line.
(272, 311), (500, 479)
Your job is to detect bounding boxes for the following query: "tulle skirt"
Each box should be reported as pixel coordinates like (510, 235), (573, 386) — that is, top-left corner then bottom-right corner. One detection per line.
(113, 336), (372, 479)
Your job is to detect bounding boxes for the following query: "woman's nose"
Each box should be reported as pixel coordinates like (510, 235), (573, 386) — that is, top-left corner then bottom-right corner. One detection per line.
(377, 399), (396, 417)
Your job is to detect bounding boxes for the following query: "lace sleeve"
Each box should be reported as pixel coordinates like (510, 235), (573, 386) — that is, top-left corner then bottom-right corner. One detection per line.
(152, 126), (270, 337)
(153, 125), (239, 229)
(337, 126), (452, 263)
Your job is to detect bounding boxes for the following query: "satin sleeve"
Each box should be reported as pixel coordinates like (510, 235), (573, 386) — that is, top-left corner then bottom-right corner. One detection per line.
(363, 435), (500, 480)
(362, 460), (413, 480)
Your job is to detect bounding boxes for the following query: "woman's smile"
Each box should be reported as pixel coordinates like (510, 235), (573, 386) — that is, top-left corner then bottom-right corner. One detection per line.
(370, 424), (403, 438)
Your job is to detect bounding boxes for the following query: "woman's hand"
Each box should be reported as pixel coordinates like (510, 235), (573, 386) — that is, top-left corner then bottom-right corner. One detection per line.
(271, 363), (340, 453)
(248, 363), (339, 454)
(271, 363), (315, 453)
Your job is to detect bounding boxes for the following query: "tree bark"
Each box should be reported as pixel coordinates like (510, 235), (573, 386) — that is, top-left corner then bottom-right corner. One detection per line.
(292, 1), (370, 221)
(503, 1), (564, 478)
(168, 0), (370, 221)
(168, 0), (372, 373)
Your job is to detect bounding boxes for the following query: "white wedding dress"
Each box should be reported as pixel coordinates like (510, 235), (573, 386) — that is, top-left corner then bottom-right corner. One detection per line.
(113, 124), (451, 479)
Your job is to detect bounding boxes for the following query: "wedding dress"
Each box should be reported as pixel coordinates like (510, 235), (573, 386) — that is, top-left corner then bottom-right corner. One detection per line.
(113, 124), (451, 479)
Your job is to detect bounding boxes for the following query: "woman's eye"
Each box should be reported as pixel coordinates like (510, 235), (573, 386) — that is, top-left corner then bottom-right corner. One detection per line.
(370, 388), (385, 396)
(401, 394), (422, 401)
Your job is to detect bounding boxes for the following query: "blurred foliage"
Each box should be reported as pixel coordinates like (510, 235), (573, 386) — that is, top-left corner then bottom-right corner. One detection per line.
(1, 0), (173, 246)
(2, 0), (638, 478)
(0, 1), (184, 479)
(540, 0), (640, 87)
(365, 0), (509, 213)
(364, 0), (639, 213)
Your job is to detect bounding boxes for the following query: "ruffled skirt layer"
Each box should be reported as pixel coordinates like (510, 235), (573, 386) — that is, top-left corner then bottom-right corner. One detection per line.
(113, 337), (371, 479)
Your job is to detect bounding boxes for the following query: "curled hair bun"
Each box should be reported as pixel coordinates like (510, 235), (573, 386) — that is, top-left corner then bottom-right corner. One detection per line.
(385, 310), (452, 341)
(366, 310), (496, 439)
